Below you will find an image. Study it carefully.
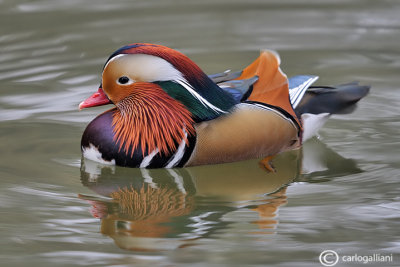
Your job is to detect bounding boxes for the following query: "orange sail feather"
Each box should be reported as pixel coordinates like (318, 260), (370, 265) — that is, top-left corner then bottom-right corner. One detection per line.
(235, 50), (301, 129)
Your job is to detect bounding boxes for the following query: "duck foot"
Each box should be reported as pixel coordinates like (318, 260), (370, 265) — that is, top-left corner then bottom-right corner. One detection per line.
(259, 155), (276, 172)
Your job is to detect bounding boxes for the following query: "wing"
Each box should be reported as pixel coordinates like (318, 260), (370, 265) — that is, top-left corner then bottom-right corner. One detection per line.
(288, 75), (319, 108)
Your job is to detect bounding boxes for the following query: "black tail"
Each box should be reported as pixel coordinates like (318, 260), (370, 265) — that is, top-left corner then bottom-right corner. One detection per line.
(294, 82), (370, 117)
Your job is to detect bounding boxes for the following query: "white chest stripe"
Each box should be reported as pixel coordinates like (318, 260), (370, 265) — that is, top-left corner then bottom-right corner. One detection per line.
(165, 131), (188, 168)
(139, 148), (159, 168)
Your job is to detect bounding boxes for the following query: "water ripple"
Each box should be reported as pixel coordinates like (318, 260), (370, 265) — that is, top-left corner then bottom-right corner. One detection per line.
(1, 0), (399, 265)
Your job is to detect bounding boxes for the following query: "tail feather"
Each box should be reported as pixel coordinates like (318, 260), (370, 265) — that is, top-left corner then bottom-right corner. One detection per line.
(297, 82), (370, 142)
(294, 82), (370, 117)
(210, 53), (370, 143)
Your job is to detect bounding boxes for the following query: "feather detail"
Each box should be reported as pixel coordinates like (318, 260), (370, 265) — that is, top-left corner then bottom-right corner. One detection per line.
(111, 83), (195, 157)
(235, 50), (302, 130)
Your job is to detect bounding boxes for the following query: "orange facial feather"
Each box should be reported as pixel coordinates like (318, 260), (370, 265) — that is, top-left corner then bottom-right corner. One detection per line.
(111, 83), (195, 157)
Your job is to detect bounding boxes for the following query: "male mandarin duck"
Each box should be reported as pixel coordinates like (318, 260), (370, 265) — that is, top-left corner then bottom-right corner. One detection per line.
(79, 43), (369, 168)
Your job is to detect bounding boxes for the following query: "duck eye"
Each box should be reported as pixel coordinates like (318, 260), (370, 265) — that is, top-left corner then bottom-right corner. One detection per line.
(117, 76), (131, 85)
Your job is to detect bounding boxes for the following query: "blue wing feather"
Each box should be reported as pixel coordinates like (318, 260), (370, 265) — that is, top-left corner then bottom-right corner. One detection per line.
(210, 72), (319, 105)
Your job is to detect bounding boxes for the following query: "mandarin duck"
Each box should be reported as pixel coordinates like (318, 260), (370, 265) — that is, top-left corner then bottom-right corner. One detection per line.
(79, 43), (369, 168)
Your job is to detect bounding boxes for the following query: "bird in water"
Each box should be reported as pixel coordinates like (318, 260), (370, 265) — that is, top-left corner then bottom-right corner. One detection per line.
(79, 43), (369, 168)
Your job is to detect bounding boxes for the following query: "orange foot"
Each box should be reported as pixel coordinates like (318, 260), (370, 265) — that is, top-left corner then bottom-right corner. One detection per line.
(259, 155), (276, 172)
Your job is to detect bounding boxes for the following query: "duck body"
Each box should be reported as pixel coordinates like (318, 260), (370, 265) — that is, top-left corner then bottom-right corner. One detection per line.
(80, 43), (369, 168)
(81, 101), (299, 168)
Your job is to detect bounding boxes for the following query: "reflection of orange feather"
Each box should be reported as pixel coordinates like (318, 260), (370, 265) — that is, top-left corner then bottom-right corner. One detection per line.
(112, 83), (195, 156)
(110, 184), (194, 221)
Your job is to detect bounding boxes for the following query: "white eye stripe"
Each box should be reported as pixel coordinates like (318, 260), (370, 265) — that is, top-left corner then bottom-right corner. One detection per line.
(105, 54), (184, 82)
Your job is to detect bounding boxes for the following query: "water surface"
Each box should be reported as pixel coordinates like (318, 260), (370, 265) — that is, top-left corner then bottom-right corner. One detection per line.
(0, 0), (399, 266)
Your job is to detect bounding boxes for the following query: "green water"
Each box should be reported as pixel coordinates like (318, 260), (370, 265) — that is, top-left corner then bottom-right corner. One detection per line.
(0, 0), (399, 266)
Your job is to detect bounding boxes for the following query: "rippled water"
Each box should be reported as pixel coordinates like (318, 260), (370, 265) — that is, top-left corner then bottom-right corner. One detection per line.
(1, 0), (399, 266)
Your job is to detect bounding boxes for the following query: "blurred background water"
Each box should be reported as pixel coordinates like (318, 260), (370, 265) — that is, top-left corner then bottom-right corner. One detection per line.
(0, 0), (399, 266)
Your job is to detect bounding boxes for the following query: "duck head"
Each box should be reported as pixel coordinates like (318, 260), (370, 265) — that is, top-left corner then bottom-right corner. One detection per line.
(80, 43), (236, 117)
(80, 43), (236, 157)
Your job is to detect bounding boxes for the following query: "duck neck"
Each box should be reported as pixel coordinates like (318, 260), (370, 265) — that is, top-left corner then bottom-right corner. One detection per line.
(155, 80), (237, 122)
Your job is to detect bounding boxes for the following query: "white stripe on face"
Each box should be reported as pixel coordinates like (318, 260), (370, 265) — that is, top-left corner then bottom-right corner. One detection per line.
(103, 53), (185, 83)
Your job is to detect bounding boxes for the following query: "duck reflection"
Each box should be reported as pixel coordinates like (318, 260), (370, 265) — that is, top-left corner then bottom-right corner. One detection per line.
(79, 139), (360, 251)
(249, 188), (288, 233)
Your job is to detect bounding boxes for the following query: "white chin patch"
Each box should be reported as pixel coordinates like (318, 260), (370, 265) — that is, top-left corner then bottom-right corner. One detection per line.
(82, 144), (116, 165)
